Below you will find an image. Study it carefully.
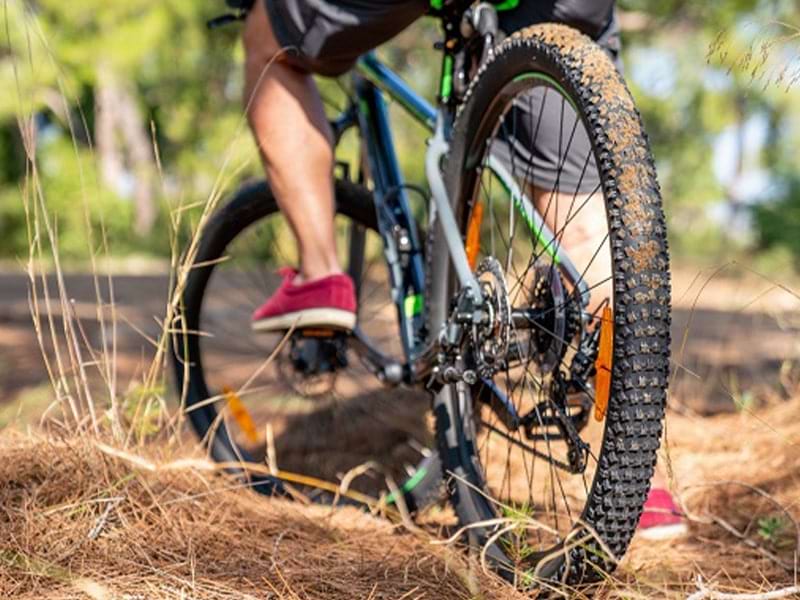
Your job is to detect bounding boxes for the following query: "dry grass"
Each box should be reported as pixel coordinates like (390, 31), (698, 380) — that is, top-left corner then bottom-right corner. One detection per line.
(0, 398), (797, 599)
(594, 396), (800, 599)
(0, 432), (526, 600)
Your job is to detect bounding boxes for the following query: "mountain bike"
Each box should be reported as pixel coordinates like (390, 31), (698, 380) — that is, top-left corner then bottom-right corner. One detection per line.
(171, 0), (671, 589)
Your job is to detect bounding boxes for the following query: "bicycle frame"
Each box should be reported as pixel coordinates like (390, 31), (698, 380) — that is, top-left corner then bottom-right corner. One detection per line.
(336, 50), (590, 386)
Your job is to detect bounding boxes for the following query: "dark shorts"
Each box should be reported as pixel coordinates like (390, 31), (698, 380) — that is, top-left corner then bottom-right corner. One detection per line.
(265, 0), (619, 77)
(264, 0), (620, 193)
(265, 0), (429, 77)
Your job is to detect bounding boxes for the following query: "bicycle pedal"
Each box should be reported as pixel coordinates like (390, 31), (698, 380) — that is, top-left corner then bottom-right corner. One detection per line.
(289, 333), (348, 376)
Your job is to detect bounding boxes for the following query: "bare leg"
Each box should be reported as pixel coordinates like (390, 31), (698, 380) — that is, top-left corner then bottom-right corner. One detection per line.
(533, 188), (612, 317)
(243, 1), (340, 283)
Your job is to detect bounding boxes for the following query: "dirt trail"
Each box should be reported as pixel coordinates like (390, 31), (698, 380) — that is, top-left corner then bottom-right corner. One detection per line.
(1, 268), (798, 417)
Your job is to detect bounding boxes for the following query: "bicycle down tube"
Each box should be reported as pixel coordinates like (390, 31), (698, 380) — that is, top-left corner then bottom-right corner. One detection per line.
(353, 67), (428, 356)
(357, 53), (483, 301)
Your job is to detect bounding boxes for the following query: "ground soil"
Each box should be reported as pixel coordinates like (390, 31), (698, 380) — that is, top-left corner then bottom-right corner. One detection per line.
(1, 267), (798, 415)
(0, 266), (798, 597)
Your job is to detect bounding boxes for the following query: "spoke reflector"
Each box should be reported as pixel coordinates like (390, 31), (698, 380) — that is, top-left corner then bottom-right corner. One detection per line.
(594, 306), (613, 421)
(465, 200), (484, 269)
(223, 386), (260, 444)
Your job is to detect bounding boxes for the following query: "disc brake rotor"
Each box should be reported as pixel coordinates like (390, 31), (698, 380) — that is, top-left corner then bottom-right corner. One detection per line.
(475, 257), (511, 377)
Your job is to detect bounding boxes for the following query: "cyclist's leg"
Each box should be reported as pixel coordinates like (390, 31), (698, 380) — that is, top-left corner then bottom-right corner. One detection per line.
(243, 0), (426, 285)
(498, 89), (613, 317)
(242, 0), (426, 331)
(499, 1), (620, 316)
(243, 0), (339, 283)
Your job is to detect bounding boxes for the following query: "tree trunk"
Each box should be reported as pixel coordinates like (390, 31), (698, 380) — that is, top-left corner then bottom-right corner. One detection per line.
(94, 62), (157, 237)
(118, 87), (157, 237)
(95, 63), (126, 194)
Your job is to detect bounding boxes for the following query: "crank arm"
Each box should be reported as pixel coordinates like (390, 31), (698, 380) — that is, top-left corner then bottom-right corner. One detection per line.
(520, 400), (588, 438)
(349, 326), (405, 385)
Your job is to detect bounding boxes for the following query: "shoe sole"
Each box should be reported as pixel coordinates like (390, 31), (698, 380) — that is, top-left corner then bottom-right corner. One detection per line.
(251, 308), (356, 333)
(637, 522), (688, 541)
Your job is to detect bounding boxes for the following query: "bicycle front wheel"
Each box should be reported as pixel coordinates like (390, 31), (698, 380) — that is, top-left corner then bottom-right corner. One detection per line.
(428, 24), (671, 587)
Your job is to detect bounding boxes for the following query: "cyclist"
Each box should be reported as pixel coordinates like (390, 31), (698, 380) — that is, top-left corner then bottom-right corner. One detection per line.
(244, 0), (620, 332)
(240, 0), (685, 539)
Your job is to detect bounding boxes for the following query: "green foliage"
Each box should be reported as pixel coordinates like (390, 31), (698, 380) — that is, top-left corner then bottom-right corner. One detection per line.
(756, 515), (793, 548)
(623, 0), (800, 269)
(1, 0), (800, 268)
(501, 502), (538, 561)
(122, 383), (167, 440)
(752, 177), (800, 268)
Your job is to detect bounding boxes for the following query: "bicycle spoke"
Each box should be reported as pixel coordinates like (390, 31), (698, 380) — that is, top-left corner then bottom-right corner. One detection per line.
(463, 78), (618, 558)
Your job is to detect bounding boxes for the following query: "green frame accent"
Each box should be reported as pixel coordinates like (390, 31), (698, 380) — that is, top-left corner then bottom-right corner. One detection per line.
(431, 0), (518, 11)
(385, 466), (428, 504)
(494, 0), (520, 10)
(440, 54), (454, 102)
(404, 293), (424, 317)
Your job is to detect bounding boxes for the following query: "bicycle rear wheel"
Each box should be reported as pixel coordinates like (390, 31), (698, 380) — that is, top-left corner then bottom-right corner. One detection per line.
(171, 179), (438, 504)
(429, 24), (671, 587)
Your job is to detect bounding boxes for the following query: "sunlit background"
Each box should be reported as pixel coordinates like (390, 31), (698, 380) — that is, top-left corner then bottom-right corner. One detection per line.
(1, 1), (799, 267)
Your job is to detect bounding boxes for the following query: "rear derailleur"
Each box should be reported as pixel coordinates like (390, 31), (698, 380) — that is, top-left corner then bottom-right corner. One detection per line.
(428, 257), (511, 389)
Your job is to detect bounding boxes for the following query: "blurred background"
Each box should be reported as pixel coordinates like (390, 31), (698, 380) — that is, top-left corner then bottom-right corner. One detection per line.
(1, 0), (799, 420)
(2, 1), (800, 265)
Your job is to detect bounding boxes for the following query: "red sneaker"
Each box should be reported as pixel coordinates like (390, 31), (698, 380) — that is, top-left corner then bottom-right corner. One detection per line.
(638, 487), (688, 541)
(251, 268), (357, 332)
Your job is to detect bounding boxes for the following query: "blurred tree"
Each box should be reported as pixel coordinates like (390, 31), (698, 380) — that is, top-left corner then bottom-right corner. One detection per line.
(752, 176), (800, 268)
(0, 0), (799, 270)
(619, 0), (800, 266)
(0, 0), (247, 258)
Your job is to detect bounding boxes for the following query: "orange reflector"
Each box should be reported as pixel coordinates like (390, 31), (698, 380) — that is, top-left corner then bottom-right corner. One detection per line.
(594, 306), (614, 422)
(299, 328), (336, 338)
(223, 386), (260, 444)
(465, 201), (484, 270)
